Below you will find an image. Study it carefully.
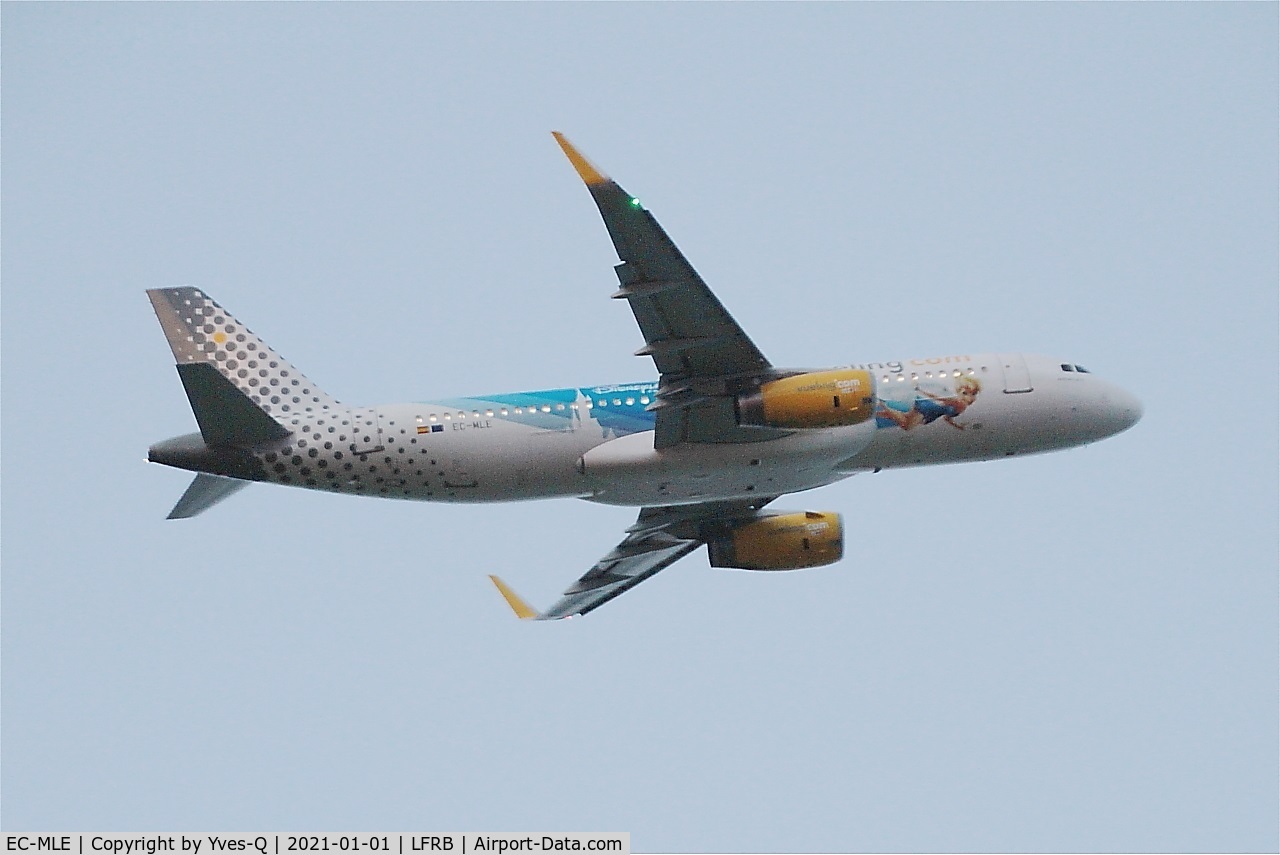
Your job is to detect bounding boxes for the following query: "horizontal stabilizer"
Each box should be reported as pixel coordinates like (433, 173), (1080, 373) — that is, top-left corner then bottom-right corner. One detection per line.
(178, 362), (291, 448)
(167, 473), (249, 519)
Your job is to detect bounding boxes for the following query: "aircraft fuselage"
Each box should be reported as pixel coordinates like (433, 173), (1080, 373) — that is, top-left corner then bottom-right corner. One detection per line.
(150, 351), (1142, 508)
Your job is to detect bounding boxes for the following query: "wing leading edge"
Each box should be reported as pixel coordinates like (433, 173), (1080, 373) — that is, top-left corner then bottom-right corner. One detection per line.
(552, 133), (787, 448)
(490, 498), (775, 620)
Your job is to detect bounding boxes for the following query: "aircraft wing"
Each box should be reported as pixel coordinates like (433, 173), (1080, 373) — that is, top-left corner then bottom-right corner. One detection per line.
(554, 133), (786, 448)
(490, 498), (774, 620)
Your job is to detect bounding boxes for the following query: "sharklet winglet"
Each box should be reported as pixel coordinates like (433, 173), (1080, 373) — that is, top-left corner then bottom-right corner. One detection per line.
(552, 132), (609, 186)
(488, 575), (542, 620)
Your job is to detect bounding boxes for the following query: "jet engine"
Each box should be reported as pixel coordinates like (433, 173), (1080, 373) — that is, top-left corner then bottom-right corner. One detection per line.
(706, 511), (844, 571)
(737, 369), (876, 429)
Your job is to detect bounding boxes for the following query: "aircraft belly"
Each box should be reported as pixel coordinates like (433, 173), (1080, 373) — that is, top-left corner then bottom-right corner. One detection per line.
(580, 426), (870, 506)
(583, 467), (848, 507)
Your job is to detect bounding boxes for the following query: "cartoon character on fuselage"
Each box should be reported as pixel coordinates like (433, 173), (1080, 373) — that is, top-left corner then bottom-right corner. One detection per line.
(145, 133), (1143, 620)
(876, 376), (981, 431)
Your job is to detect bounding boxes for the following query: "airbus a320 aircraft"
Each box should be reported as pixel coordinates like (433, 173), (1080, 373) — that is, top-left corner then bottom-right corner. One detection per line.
(147, 133), (1142, 619)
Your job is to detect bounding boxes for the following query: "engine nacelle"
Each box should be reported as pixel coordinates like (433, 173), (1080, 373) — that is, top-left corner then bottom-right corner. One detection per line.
(706, 511), (844, 571)
(737, 369), (876, 429)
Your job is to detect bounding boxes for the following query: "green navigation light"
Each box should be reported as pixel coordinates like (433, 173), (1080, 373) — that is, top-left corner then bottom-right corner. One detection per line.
(629, 197), (642, 208)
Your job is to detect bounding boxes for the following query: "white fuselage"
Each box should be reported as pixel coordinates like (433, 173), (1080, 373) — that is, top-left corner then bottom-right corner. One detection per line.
(249, 352), (1141, 508)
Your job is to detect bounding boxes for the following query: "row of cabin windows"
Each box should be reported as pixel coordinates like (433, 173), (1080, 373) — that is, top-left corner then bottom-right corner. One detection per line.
(881, 368), (980, 383)
(415, 396), (652, 423)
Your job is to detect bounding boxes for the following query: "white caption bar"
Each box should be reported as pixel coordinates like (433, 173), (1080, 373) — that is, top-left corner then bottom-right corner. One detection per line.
(2, 836), (628, 855)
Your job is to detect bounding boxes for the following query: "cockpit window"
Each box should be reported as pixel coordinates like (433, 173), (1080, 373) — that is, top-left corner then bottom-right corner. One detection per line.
(1075, 365), (1090, 373)
(1061, 364), (1075, 372)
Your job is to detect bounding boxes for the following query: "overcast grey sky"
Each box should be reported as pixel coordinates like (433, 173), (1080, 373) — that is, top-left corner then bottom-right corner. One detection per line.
(3, 3), (1276, 851)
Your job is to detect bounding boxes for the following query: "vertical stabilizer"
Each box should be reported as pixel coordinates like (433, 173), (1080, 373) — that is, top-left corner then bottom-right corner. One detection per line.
(147, 287), (341, 417)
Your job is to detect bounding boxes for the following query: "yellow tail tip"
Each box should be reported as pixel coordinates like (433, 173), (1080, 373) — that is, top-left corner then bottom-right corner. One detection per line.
(488, 575), (540, 620)
(552, 131), (609, 186)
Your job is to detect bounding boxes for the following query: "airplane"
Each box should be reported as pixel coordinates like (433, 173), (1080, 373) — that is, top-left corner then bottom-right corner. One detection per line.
(146, 132), (1143, 620)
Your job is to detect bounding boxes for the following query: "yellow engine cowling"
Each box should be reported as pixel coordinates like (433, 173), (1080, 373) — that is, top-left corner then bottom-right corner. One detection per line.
(737, 369), (876, 429)
(706, 511), (844, 571)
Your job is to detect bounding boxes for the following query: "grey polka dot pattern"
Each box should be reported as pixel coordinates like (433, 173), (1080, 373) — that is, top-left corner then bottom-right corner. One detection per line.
(149, 289), (486, 504)
(256, 411), (452, 501)
(148, 287), (341, 416)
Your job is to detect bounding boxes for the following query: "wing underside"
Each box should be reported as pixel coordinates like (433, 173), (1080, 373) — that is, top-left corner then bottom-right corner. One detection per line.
(553, 133), (788, 448)
(490, 498), (775, 619)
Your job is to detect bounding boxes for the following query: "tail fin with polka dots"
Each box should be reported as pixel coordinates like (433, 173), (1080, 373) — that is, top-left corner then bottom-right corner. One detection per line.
(147, 287), (342, 447)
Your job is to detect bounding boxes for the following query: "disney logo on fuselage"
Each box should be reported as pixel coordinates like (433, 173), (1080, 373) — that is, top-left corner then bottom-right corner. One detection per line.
(589, 382), (659, 395)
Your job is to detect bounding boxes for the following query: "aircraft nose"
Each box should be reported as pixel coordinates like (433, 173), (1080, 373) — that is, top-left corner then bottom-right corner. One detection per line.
(1102, 384), (1143, 436)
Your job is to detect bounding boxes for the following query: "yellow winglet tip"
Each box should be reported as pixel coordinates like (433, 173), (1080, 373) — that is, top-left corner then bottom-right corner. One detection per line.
(488, 575), (540, 620)
(552, 131), (609, 186)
